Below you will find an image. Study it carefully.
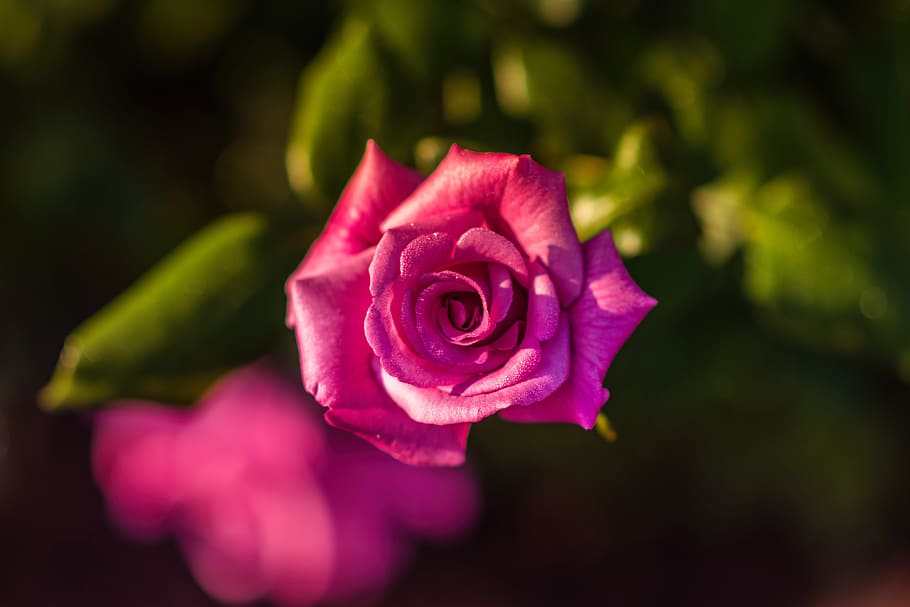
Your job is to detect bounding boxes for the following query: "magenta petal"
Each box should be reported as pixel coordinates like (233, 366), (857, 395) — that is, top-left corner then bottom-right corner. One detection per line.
(186, 364), (327, 474)
(180, 483), (335, 606)
(382, 145), (583, 305)
(416, 272), (493, 346)
(367, 284), (475, 389)
(490, 321), (522, 350)
(380, 316), (570, 425)
(93, 405), (186, 540)
(526, 261), (560, 341)
(325, 407), (470, 467)
(366, 229), (476, 387)
(368, 212), (482, 297)
(500, 231), (656, 427)
(286, 141), (424, 324)
(289, 250), (469, 466)
(487, 263), (514, 323)
(179, 493), (269, 604)
(253, 486), (335, 606)
(409, 285), (511, 374)
(453, 227), (529, 286)
(399, 231), (456, 280)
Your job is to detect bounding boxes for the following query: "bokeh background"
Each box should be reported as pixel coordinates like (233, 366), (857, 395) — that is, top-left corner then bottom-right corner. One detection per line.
(2, 0), (909, 605)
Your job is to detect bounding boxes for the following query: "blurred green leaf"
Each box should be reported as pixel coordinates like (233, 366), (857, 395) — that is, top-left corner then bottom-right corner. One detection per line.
(286, 19), (400, 210)
(568, 120), (670, 244)
(135, 0), (246, 65)
(41, 213), (309, 410)
(0, 0), (42, 67)
(691, 0), (792, 71)
(691, 169), (757, 263)
(493, 36), (625, 157)
(639, 37), (722, 146)
(349, 0), (488, 79)
(712, 95), (880, 210)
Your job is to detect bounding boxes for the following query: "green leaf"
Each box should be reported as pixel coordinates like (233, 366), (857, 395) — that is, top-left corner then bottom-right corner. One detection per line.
(493, 36), (627, 156)
(286, 19), (402, 210)
(568, 120), (670, 243)
(41, 213), (310, 410)
(350, 0), (488, 80)
(638, 37), (722, 146)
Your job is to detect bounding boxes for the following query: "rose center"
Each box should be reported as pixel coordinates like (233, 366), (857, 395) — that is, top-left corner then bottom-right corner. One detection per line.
(443, 292), (482, 333)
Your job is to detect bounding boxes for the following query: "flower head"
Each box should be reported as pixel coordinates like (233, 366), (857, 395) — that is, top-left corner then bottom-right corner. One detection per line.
(287, 141), (656, 465)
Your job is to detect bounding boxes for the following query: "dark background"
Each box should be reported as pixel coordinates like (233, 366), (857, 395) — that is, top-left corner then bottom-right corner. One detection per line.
(1, 1), (909, 605)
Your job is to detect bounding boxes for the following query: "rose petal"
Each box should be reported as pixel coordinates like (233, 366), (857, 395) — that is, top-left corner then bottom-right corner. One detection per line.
(405, 285), (512, 374)
(188, 365), (327, 474)
(286, 141), (424, 324)
(526, 261), (560, 341)
(416, 272), (493, 346)
(180, 483), (335, 606)
(368, 212), (482, 298)
(93, 406), (186, 540)
(289, 249), (470, 466)
(179, 492), (268, 603)
(295, 140), (424, 277)
(379, 316), (570, 425)
(368, 281), (477, 389)
(381, 145), (583, 306)
(487, 263), (514, 323)
(367, 227), (494, 387)
(452, 227), (529, 287)
(399, 231), (455, 281)
(490, 321), (523, 351)
(500, 231), (656, 427)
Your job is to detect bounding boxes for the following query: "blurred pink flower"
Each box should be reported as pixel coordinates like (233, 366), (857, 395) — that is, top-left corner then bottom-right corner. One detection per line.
(92, 363), (479, 606)
(286, 141), (656, 466)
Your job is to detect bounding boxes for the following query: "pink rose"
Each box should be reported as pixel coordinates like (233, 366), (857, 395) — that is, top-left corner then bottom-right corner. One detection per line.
(286, 142), (656, 466)
(93, 363), (478, 606)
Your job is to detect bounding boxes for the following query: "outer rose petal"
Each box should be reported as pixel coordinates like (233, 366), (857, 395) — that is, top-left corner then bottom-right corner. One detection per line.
(382, 144), (584, 306)
(501, 231), (656, 427)
(285, 140), (424, 323)
(288, 249), (470, 466)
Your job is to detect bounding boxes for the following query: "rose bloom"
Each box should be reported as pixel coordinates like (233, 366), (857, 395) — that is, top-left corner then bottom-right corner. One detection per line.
(287, 142), (656, 466)
(93, 363), (478, 606)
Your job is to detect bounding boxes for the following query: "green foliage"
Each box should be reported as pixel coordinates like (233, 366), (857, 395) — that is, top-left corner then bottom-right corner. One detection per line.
(567, 119), (670, 245)
(286, 20), (396, 208)
(41, 214), (309, 410)
(349, 0), (489, 79)
(493, 36), (615, 156)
